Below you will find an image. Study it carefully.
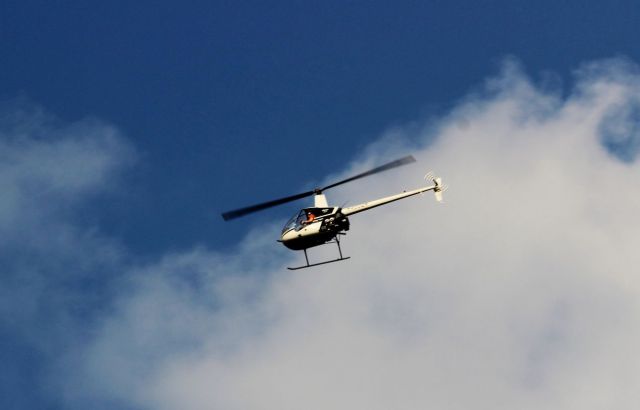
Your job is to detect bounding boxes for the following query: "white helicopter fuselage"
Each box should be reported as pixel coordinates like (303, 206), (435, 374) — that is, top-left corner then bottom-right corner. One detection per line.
(279, 206), (348, 250)
(279, 178), (443, 251)
(221, 155), (444, 269)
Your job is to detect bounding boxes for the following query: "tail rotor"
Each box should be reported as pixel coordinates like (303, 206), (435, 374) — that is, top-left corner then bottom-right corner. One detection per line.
(425, 173), (447, 202)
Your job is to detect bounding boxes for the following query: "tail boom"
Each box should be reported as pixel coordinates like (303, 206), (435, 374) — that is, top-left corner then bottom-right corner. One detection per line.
(341, 181), (441, 217)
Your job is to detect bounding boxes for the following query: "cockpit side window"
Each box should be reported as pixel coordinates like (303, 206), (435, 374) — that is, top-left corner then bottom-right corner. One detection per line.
(295, 210), (308, 230)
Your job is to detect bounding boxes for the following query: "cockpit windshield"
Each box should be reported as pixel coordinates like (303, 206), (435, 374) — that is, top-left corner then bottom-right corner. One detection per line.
(282, 210), (308, 234)
(281, 207), (333, 234)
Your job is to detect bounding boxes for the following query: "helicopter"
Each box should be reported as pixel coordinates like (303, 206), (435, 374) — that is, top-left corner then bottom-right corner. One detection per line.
(222, 155), (445, 270)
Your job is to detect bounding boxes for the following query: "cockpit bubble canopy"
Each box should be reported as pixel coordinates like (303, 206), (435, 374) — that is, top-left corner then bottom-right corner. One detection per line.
(281, 207), (333, 233)
(282, 210), (307, 233)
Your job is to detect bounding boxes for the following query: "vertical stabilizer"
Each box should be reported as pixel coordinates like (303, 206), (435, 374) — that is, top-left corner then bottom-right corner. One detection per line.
(433, 177), (444, 202)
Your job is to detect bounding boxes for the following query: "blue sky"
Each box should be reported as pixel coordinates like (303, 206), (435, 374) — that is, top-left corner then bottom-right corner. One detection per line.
(2, 2), (640, 409)
(3, 0), (639, 255)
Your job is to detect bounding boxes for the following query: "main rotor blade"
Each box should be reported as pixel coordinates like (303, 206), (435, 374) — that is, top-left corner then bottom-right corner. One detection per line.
(221, 190), (315, 221)
(221, 155), (416, 221)
(321, 155), (416, 191)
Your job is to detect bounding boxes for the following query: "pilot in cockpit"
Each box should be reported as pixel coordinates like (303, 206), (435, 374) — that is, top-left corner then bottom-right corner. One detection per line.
(302, 211), (315, 225)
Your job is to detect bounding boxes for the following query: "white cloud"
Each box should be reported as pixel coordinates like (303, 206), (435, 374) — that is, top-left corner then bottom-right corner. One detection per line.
(5, 58), (640, 409)
(65, 58), (640, 409)
(0, 100), (132, 373)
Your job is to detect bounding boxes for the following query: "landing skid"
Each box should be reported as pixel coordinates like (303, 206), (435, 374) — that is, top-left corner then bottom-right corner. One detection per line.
(287, 236), (350, 270)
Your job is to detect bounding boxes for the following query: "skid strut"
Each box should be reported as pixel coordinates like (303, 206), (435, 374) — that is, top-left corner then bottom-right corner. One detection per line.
(287, 235), (350, 270)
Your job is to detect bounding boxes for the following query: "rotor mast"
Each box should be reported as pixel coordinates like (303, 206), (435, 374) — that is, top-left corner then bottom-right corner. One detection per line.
(313, 188), (329, 207)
